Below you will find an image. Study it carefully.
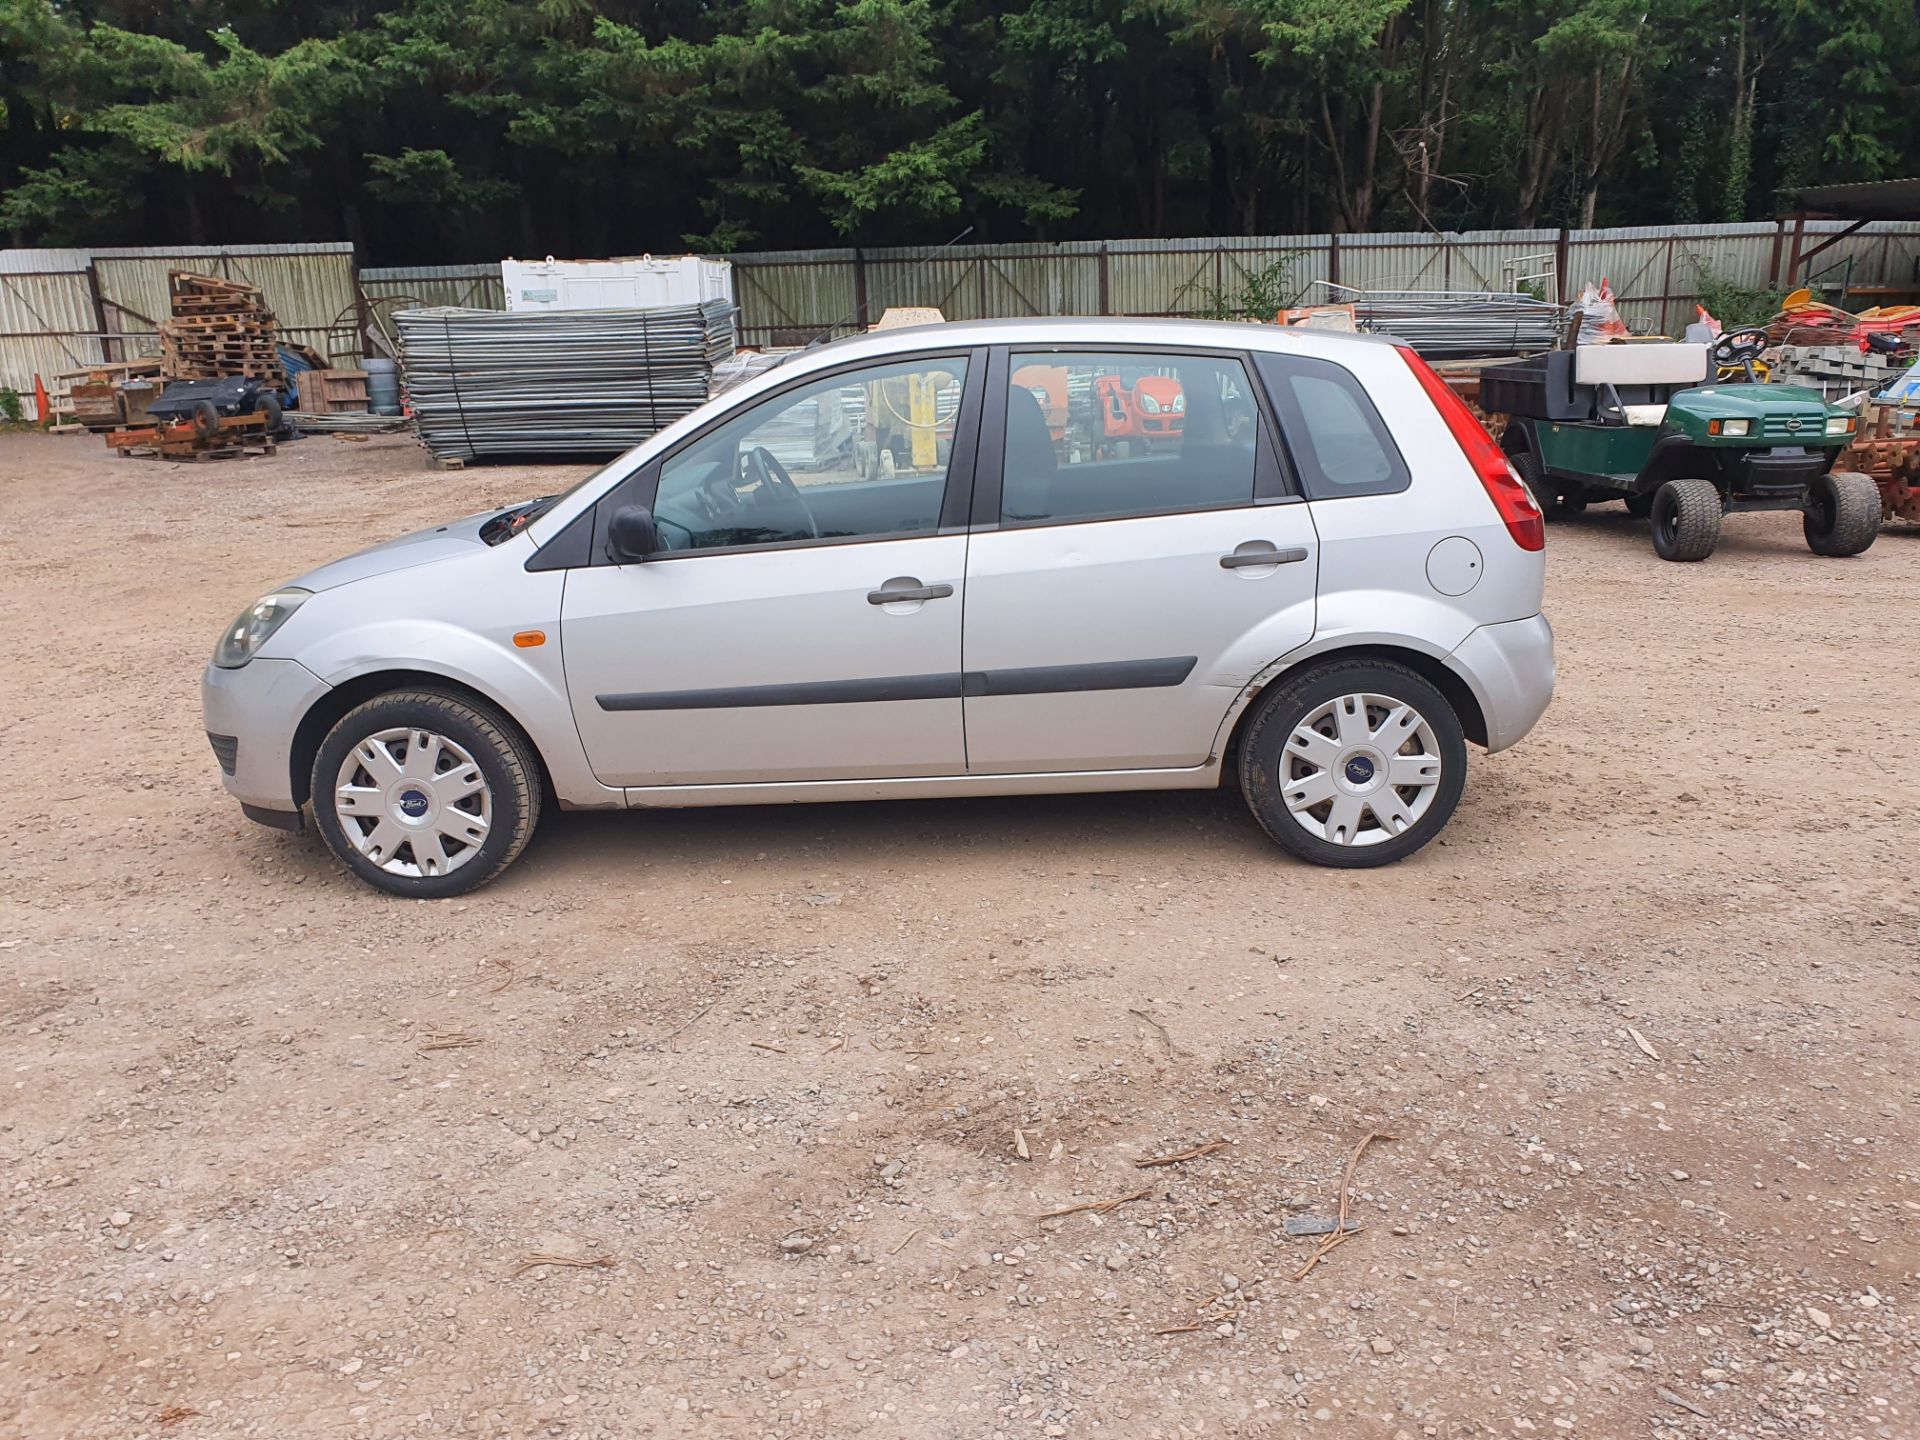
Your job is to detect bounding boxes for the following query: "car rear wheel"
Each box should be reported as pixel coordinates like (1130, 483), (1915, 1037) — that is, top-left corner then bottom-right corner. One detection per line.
(1803, 470), (1880, 557)
(1237, 659), (1467, 868)
(1649, 477), (1722, 561)
(312, 689), (541, 898)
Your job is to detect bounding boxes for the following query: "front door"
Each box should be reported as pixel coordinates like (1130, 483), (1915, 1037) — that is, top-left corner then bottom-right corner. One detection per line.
(561, 351), (981, 788)
(962, 347), (1318, 774)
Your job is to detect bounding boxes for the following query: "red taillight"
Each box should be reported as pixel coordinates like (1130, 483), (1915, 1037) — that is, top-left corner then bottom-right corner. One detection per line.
(1395, 344), (1545, 552)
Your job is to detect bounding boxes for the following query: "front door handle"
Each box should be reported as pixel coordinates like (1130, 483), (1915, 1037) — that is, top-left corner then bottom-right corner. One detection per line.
(867, 580), (955, 605)
(1220, 544), (1309, 569)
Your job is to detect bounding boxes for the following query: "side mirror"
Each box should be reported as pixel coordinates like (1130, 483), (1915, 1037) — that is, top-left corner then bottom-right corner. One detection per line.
(607, 505), (660, 562)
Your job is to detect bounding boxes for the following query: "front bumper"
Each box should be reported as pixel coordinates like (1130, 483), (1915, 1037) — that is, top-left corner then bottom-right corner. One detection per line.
(1447, 613), (1555, 753)
(200, 657), (332, 816)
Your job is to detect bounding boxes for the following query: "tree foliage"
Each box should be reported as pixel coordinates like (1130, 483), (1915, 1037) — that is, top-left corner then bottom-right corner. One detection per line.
(2, 0), (1915, 257)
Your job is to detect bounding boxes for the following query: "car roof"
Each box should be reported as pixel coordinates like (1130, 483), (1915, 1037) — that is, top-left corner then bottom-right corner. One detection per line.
(776, 315), (1397, 369)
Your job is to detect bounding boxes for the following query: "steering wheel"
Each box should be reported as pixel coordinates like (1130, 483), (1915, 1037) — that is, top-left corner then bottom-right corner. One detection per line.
(742, 445), (820, 540)
(1711, 327), (1769, 368)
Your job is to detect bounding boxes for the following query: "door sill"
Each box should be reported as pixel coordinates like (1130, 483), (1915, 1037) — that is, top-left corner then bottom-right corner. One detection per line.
(623, 764), (1220, 808)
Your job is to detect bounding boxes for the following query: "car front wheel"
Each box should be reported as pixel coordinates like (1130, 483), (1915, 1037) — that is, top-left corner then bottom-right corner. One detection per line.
(1237, 659), (1468, 868)
(312, 689), (542, 897)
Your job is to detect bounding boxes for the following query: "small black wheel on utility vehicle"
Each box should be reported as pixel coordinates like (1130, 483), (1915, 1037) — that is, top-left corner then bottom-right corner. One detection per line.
(191, 398), (221, 439)
(1649, 477), (1722, 561)
(1802, 470), (1880, 557)
(1511, 446), (1582, 520)
(311, 689), (542, 898)
(1237, 658), (1467, 868)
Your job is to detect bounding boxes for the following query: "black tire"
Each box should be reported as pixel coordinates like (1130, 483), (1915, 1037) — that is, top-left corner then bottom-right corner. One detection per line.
(1237, 658), (1468, 869)
(191, 399), (221, 439)
(254, 393), (283, 435)
(1649, 477), (1722, 561)
(1509, 445), (1587, 521)
(311, 689), (542, 898)
(1803, 470), (1880, 557)
(1509, 446), (1562, 520)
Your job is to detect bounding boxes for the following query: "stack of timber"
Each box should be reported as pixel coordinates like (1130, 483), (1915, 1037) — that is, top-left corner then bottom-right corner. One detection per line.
(159, 272), (286, 386)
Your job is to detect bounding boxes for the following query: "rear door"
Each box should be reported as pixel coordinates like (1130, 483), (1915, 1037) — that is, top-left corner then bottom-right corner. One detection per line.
(960, 346), (1319, 774)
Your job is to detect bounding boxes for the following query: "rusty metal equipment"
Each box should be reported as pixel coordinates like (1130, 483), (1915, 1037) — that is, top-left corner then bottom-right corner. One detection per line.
(1837, 409), (1920, 524)
(106, 409), (278, 462)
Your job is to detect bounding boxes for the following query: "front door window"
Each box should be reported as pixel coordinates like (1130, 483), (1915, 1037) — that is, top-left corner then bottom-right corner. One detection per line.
(652, 356), (970, 552)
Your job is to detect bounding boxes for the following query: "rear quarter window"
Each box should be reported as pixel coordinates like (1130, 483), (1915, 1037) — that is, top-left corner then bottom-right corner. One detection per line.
(1254, 352), (1411, 500)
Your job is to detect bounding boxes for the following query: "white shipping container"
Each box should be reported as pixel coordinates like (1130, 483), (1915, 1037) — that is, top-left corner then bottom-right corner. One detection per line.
(501, 255), (734, 313)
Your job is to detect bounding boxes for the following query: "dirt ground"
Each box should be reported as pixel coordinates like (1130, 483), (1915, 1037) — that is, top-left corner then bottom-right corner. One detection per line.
(2, 428), (1917, 1440)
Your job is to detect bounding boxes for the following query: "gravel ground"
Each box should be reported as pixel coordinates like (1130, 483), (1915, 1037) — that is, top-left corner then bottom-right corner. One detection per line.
(2, 429), (1917, 1440)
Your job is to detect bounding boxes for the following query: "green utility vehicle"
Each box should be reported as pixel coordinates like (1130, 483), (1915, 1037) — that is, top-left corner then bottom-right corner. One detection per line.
(1483, 328), (1879, 561)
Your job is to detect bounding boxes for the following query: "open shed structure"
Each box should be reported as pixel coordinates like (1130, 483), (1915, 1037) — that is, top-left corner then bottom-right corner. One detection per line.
(1788, 179), (1920, 302)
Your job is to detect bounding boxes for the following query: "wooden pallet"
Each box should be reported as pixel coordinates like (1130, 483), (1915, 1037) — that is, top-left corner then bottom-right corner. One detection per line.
(116, 441), (278, 462)
(296, 368), (372, 414)
(160, 271), (286, 388)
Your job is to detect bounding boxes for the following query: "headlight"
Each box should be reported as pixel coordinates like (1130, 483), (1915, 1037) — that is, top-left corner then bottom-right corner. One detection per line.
(213, 588), (310, 669)
(1826, 416), (1856, 436)
(1172, 393), (1187, 412)
(1720, 418), (1751, 437)
(1137, 392), (1161, 414)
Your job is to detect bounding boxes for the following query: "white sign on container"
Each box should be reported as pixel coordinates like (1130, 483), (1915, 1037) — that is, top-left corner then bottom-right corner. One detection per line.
(501, 255), (734, 313)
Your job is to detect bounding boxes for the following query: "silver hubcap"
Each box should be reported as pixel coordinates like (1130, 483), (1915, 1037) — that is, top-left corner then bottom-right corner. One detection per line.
(333, 727), (492, 878)
(1281, 693), (1443, 847)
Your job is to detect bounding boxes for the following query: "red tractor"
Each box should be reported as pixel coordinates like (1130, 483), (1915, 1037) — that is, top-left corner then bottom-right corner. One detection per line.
(1093, 373), (1184, 454)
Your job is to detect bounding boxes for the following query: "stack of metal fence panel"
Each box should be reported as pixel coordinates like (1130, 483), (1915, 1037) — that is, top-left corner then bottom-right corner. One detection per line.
(1316, 284), (1564, 359)
(393, 300), (735, 459)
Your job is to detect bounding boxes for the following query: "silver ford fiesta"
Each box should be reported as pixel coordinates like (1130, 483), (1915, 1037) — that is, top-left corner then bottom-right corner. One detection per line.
(203, 317), (1554, 896)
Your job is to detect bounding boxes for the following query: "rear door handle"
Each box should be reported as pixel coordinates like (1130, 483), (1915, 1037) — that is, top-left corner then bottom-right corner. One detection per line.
(1220, 545), (1309, 569)
(867, 581), (955, 604)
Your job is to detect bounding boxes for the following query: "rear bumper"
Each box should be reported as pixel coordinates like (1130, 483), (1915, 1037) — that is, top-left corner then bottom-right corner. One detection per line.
(200, 657), (332, 816)
(1447, 614), (1555, 753)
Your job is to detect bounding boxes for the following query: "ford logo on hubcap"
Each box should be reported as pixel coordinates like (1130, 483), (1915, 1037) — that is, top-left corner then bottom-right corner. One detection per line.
(399, 788), (430, 818)
(1344, 756), (1376, 785)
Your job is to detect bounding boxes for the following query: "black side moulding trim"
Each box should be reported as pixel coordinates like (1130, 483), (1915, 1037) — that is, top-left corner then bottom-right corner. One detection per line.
(959, 655), (1197, 697)
(597, 656), (1199, 712)
(601, 673), (963, 711)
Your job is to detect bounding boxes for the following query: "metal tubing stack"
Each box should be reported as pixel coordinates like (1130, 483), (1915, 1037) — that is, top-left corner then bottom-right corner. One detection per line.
(1316, 284), (1565, 359)
(393, 301), (736, 460)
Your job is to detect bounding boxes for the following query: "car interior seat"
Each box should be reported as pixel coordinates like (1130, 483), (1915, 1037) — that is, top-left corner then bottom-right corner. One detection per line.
(1001, 384), (1058, 520)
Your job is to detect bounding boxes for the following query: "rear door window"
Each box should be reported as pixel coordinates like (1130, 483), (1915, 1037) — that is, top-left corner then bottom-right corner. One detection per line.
(1254, 352), (1410, 499)
(998, 352), (1261, 525)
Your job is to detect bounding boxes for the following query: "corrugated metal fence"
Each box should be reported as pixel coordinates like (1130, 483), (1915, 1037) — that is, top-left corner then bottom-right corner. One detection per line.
(1, 243), (357, 416)
(7, 223), (1919, 417)
(725, 221), (1920, 347)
